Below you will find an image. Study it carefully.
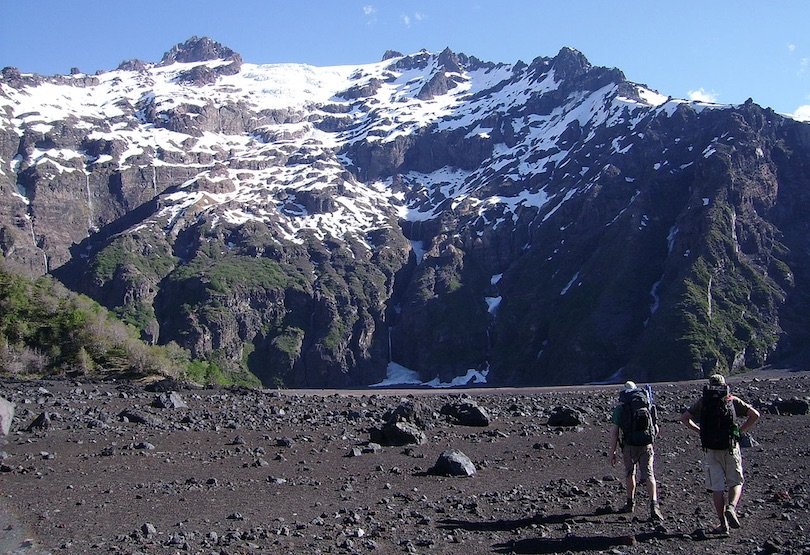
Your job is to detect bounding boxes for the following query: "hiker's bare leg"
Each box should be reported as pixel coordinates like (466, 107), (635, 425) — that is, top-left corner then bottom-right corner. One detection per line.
(646, 476), (657, 502)
(727, 484), (742, 508)
(712, 491), (727, 524)
(626, 471), (636, 500)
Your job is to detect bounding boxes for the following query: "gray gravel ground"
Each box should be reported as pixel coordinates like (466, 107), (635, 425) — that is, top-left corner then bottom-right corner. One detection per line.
(0, 371), (808, 554)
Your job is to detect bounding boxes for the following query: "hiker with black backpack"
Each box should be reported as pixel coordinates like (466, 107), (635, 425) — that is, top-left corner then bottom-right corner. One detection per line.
(608, 381), (663, 521)
(680, 374), (760, 536)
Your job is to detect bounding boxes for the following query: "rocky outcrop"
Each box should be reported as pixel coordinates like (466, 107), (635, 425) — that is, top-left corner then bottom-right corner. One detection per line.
(159, 36), (241, 66)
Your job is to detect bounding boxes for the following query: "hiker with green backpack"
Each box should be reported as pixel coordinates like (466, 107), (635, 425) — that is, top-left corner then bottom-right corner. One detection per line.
(608, 381), (664, 521)
(680, 374), (760, 536)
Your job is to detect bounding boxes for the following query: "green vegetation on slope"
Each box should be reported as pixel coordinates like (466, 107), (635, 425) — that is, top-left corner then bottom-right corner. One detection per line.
(0, 259), (249, 385)
(168, 254), (307, 294)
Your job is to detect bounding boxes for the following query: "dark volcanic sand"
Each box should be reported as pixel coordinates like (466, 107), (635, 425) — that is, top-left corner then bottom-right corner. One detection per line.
(0, 372), (808, 554)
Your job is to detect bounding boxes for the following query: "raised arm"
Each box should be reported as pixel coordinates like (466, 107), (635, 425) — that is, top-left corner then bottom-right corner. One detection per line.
(680, 410), (700, 434)
(740, 405), (760, 433)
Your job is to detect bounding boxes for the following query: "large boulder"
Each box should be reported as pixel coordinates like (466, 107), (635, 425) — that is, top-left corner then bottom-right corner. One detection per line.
(547, 406), (586, 427)
(768, 398), (809, 416)
(370, 421), (426, 446)
(119, 408), (166, 428)
(440, 400), (491, 427)
(431, 449), (476, 477)
(370, 399), (432, 446)
(0, 397), (14, 435)
(382, 400), (433, 428)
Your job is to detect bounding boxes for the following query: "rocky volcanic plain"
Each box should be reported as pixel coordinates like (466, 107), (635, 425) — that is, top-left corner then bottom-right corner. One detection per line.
(0, 372), (808, 555)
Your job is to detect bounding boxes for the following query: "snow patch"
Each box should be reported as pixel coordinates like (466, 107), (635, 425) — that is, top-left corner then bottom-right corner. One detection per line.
(560, 272), (580, 296)
(410, 240), (427, 264)
(484, 296), (502, 314)
(637, 87), (668, 107)
(370, 362), (489, 388)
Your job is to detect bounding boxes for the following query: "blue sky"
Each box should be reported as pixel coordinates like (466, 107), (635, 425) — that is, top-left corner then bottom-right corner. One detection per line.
(2, 1), (809, 119)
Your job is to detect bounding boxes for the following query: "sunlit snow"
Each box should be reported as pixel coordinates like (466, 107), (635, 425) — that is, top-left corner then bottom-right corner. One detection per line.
(369, 362), (489, 388)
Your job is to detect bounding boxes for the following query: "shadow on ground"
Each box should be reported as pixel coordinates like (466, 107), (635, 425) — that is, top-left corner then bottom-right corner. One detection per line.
(438, 509), (610, 532)
(440, 511), (719, 554)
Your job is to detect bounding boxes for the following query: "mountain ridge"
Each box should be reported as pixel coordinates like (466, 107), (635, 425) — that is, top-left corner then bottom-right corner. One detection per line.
(1, 37), (808, 387)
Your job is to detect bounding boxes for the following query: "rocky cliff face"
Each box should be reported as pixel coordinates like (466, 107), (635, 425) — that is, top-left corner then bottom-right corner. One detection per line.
(1, 37), (808, 386)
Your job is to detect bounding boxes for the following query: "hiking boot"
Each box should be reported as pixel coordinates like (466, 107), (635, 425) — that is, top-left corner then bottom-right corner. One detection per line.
(710, 523), (729, 536)
(650, 501), (663, 522)
(724, 505), (741, 529)
(618, 499), (634, 514)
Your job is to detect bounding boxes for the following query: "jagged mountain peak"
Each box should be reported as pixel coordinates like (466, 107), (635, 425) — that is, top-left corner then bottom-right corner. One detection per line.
(436, 47), (463, 73)
(384, 47), (494, 75)
(381, 49), (404, 61)
(552, 46), (590, 73)
(116, 58), (148, 72)
(540, 46), (627, 85)
(390, 49), (434, 71)
(159, 36), (241, 65)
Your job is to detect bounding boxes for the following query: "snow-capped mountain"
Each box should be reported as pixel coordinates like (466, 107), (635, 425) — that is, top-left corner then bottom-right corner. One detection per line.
(2, 37), (808, 386)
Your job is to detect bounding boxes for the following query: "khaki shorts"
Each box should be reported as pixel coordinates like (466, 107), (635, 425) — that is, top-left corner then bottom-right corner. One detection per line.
(703, 445), (744, 492)
(622, 444), (654, 481)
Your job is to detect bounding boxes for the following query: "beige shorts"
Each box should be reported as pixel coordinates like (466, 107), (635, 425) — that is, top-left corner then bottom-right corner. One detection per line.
(703, 445), (744, 492)
(622, 444), (654, 481)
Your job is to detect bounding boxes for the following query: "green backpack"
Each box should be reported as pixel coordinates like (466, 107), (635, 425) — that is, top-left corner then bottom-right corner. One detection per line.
(619, 388), (656, 447)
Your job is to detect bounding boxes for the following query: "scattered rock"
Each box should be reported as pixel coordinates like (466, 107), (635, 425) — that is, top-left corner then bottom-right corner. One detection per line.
(118, 409), (165, 428)
(152, 392), (188, 409)
(26, 412), (52, 432)
(141, 522), (157, 538)
(0, 375), (806, 554)
(144, 378), (192, 393)
(440, 400), (491, 427)
(363, 442), (383, 454)
(739, 432), (759, 448)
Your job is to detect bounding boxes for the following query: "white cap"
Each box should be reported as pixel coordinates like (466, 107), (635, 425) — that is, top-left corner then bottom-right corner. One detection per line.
(623, 381), (637, 391)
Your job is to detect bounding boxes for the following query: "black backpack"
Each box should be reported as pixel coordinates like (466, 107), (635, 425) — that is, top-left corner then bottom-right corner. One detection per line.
(700, 384), (736, 450)
(619, 388), (656, 446)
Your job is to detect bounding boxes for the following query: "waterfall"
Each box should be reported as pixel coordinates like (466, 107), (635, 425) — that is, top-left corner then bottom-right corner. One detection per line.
(27, 216), (36, 246)
(28, 216), (48, 273)
(707, 275), (713, 318)
(666, 225), (679, 254)
(387, 326), (392, 363)
(152, 166), (158, 197)
(730, 209), (739, 253)
(649, 279), (662, 315)
(85, 172), (93, 230)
